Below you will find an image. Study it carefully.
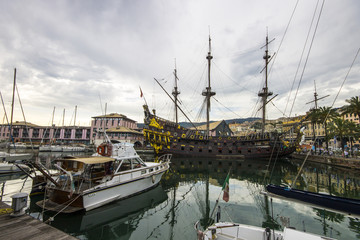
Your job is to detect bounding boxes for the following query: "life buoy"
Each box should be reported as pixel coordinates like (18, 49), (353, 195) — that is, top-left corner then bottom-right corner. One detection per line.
(181, 134), (186, 138)
(97, 143), (112, 157)
(199, 136), (203, 140)
(218, 137), (222, 140)
(97, 145), (105, 155)
(190, 135), (194, 139)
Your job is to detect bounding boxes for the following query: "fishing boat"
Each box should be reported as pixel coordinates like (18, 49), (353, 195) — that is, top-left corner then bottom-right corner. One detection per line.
(196, 221), (336, 240)
(36, 141), (171, 213)
(143, 35), (301, 159)
(266, 184), (360, 215)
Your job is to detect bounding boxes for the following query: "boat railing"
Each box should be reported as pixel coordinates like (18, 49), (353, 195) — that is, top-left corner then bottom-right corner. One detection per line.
(158, 154), (172, 163)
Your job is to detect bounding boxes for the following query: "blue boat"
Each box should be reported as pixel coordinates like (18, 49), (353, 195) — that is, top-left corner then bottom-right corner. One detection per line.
(266, 184), (360, 215)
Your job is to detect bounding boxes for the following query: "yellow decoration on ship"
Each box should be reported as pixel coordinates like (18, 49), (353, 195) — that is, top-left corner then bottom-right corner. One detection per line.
(149, 118), (163, 129)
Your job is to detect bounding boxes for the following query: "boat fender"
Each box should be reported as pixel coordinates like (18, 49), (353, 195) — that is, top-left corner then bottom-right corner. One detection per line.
(264, 227), (271, 240)
(152, 175), (156, 183)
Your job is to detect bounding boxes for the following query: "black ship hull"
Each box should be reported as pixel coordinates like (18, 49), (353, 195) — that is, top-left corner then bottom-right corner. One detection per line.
(266, 184), (360, 215)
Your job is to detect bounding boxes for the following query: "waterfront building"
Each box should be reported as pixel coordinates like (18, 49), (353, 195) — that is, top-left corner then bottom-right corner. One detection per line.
(0, 113), (144, 147)
(90, 113), (143, 146)
(343, 112), (360, 149)
(0, 121), (91, 145)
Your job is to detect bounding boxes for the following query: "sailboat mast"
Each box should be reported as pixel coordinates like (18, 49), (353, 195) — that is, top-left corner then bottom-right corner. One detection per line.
(313, 80), (318, 110)
(62, 108), (65, 127)
(258, 34), (273, 136)
(51, 106), (55, 126)
(9, 68), (16, 143)
(202, 36), (216, 136)
(74, 105), (77, 126)
(172, 60), (180, 124)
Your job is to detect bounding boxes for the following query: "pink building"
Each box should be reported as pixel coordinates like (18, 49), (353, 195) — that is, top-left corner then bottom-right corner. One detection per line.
(90, 113), (143, 146)
(0, 121), (91, 144)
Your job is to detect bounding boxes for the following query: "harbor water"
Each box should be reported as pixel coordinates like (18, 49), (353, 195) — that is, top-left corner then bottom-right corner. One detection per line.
(1, 152), (360, 240)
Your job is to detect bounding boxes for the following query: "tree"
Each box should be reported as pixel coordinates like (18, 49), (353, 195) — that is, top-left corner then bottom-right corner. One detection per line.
(342, 96), (360, 120)
(317, 107), (339, 151)
(328, 118), (358, 152)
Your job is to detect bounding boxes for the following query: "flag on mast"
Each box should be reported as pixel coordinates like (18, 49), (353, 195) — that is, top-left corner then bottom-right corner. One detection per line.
(139, 87), (143, 98)
(222, 173), (230, 202)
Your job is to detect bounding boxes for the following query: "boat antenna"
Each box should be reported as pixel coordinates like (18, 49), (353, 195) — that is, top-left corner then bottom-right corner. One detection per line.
(202, 35), (216, 136)
(258, 32), (273, 137)
(172, 59), (180, 124)
(154, 78), (197, 129)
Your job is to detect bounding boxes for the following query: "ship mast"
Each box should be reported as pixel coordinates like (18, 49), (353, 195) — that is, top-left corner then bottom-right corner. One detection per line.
(258, 34), (273, 136)
(202, 36), (216, 136)
(172, 60), (180, 124)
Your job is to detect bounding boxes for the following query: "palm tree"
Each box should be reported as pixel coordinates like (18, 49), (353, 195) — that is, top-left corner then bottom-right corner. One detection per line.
(328, 118), (357, 153)
(342, 96), (360, 121)
(317, 107), (339, 151)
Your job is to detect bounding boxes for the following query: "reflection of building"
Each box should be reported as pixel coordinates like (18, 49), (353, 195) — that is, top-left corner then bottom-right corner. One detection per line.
(90, 113), (143, 146)
(0, 121), (90, 144)
(301, 166), (360, 197)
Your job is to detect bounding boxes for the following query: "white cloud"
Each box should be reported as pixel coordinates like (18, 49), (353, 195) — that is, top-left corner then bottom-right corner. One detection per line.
(1, 0), (359, 126)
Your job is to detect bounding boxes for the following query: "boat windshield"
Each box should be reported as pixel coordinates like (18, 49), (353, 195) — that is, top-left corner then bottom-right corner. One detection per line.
(116, 158), (146, 172)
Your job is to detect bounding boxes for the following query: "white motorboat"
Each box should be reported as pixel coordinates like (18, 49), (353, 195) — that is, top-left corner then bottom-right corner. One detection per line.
(39, 145), (52, 152)
(197, 222), (336, 240)
(0, 162), (30, 174)
(62, 145), (86, 152)
(36, 141), (171, 213)
(0, 151), (32, 162)
(50, 145), (63, 152)
(9, 142), (27, 149)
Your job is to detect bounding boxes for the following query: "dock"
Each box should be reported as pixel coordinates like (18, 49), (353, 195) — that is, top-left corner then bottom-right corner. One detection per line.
(0, 201), (77, 240)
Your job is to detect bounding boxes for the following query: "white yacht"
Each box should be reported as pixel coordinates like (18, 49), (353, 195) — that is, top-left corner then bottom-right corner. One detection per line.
(36, 141), (171, 213)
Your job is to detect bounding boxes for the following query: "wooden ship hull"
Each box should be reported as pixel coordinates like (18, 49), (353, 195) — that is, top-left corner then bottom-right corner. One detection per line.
(143, 105), (297, 159)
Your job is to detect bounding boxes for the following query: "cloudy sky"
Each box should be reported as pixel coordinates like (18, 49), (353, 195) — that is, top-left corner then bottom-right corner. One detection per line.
(1, 0), (359, 126)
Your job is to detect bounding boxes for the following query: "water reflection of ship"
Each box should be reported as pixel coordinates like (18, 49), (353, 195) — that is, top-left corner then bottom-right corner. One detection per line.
(33, 184), (168, 240)
(167, 157), (294, 230)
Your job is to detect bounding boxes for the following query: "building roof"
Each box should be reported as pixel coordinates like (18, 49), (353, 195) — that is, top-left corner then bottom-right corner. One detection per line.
(92, 113), (136, 122)
(106, 126), (143, 135)
(7, 121), (40, 128)
(191, 120), (224, 131)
